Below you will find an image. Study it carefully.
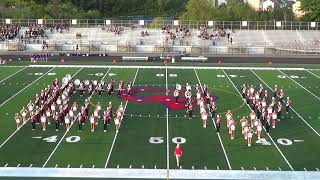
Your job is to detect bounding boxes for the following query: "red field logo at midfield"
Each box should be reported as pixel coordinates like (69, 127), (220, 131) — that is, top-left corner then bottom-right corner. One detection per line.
(119, 88), (218, 111)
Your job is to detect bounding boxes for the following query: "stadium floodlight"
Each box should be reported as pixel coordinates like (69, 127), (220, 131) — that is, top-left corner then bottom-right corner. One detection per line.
(310, 22), (316, 28)
(38, 19), (43, 25)
(5, 19), (11, 25)
(105, 20), (111, 25)
(139, 20), (145, 26)
(173, 20), (179, 26)
(208, 21), (214, 27)
(72, 19), (77, 25)
(242, 21), (248, 27)
(276, 21), (282, 27)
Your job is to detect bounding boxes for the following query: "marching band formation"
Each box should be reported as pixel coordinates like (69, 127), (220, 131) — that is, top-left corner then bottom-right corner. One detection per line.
(15, 77), (133, 133)
(15, 74), (292, 147)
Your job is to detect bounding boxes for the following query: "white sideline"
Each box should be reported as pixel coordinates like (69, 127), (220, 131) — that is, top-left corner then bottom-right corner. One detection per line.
(29, 64), (306, 71)
(194, 69), (232, 170)
(222, 69), (294, 171)
(0, 168), (320, 179)
(251, 70), (320, 137)
(0, 66), (28, 83)
(306, 70), (320, 79)
(104, 68), (140, 168)
(0, 67), (55, 109)
(42, 67), (108, 167)
(278, 70), (320, 101)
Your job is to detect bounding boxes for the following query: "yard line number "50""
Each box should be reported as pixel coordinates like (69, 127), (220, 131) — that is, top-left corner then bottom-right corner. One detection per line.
(149, 137), (186, 144)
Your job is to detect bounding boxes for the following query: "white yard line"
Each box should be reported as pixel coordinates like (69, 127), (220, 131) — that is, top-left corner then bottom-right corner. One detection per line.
(104, 68), (140, 168)
(165, 66), (170, 177)
(0, 67), (56, 150)
(194, 69), (232, 170)
(251, 70), (320, 138)
(223, 69), (294, 171)
(29, 64), (306, 71)
(42, 67), (108, 167)
(278, 70), (320, 101)
(0, 66), (28, 83)
(306, 70), (320, 79)
(0, 67), (55, 109)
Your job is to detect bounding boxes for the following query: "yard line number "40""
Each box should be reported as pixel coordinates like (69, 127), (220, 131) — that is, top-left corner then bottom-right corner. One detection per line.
(43, 135), (80, 143)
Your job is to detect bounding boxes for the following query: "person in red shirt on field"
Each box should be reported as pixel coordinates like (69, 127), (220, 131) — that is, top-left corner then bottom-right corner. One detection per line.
(174, 144), (182, 167)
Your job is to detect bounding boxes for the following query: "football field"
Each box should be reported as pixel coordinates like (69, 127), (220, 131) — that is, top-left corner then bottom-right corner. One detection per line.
(0, 64), (320, 179)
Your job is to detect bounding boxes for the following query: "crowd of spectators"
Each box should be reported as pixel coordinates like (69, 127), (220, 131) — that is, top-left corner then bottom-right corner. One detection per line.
(162, 25), (191, 46)
(0, 25), (21, 41)
(197, 26), (227, 40)
(102, 25), (123, 35)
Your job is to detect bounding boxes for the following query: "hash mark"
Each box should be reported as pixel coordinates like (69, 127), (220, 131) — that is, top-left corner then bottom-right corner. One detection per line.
(217, 166), (219, 170)
(67, 164), (70, 168)
(304, 168), (307, 171)
(316, 168), (319, 171)
(154, 165), (157, 169)
(92, 165), (95, 168)
(4, 163), (8, 167)
(241, 167), (244, 170)
(180, 166), (182, 169)
(55, 164), (58, 168)
(129, 165), (132, 168)
(17, 164), (20, 167)
(253, 167), (256, 170)
(80, 164), (82, 168)
(142, 165), (144, 169)
(204, 166), (207, 170)
(266, 167), (269, 171)
(29, 164), (33, 167)
(117, 165), (119, 168)
(192, 166), (194, 170)
(278, 167), (282, 171)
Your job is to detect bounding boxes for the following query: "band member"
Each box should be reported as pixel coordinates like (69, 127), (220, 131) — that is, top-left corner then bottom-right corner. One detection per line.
(107, 101), (113, 119)
(27, 100), (35, 116)
(114, 116), (120, 133)
(41, 113), (47, 131)
(65, 114), (71, 131)
(46, 108), (52, 125)
(103, 111), (110, 132)
(203, 84), (209, 98)
(186, 101), (193, 119)
(258, 84), (264, 98)
(174, 144), (182, 167)
(196, 90), (201, 105)
(174, 89), (179, 103)
(273, 84), (278, 98)
(79, 81), (85, 96)
(97, 82), (104, 96)
(15, 113), (21, 129)
(55, 112), (61, 131)
(279, 89), (285, 102)
(184, 90), (192, 101)
(186, 83), (192, 91)
(20, 107), (28, 124)
(216, 115), (221, 132)
(257, 121), (263, 140)
(277, 102), (283, 120)
(127, 81), (132, 95)
(209, 101), (217, 117)
(78, 112), (85, 132)
(226, 110), (232, 128)
(88, 82), (94, 95)
(243, 124), (249, 140)
(286, 97), (291, 114)
(240, 116), (247, 134)
(247, 127), (254, 146)
(201, 111), (208, 128)
(90, 114), (95, 132)
(31, 113), (37, 130)
(107, 81), (112, 97)
(272, 110), (277, 128)
(241, 84), (246, 99)
(229, 119), (236, 140)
